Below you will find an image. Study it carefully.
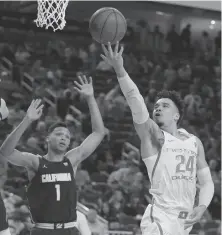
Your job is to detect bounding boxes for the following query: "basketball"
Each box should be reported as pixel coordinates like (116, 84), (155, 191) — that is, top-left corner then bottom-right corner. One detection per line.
(89, 7), (127, 45)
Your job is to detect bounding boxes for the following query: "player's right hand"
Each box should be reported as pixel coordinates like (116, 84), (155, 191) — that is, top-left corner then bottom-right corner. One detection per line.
(26, 99), (44, 122)
(101, 41), (124, 71)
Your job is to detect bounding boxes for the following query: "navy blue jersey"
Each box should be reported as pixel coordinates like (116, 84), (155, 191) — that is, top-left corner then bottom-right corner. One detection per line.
(27, 157), (77, 223)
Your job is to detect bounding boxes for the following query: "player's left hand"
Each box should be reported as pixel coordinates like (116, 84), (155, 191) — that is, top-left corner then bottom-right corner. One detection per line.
(184, 205), (206, 230)
(74, 75), (94, 99)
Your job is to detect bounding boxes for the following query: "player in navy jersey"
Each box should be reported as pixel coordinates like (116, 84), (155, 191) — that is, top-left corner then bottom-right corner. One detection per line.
(0, 98), (11, 235)
(0, 75), (105, 235)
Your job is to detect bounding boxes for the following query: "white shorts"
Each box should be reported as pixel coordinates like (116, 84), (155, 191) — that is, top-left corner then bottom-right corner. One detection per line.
(140, 204), (193, 235)
(0, 229), (11, 235)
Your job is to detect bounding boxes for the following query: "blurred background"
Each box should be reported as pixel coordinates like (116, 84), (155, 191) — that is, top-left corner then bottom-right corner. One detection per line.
(0, 1), (221, 235)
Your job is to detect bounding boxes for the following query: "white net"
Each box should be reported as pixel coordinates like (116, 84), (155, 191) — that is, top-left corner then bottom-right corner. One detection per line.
(35, 0), (69, 32)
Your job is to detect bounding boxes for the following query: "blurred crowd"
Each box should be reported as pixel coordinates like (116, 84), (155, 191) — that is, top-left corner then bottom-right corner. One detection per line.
(0, 13), (221, 235)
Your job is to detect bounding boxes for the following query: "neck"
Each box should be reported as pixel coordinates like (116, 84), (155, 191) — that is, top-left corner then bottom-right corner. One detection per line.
(45, 149), (65, 162)
(160, 123), (178, 136)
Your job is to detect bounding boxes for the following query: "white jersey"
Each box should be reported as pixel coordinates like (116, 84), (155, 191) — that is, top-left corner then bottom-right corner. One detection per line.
(143, 128), (198, 212)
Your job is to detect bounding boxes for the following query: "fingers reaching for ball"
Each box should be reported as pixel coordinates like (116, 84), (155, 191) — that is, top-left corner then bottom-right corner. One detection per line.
(101, 42), (124, 70)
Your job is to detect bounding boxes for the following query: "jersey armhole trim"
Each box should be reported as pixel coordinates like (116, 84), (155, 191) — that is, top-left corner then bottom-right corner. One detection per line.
(151, 148), (162, 182)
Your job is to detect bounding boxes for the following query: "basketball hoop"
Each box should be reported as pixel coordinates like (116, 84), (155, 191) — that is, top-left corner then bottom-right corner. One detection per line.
(35, 0), (69, 32)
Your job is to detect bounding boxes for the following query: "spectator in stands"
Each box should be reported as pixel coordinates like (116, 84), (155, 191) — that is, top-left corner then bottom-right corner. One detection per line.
(108, 156), (140, 193)
(8, 104), (26, 128)
(178, 62), (192, 81)
(100, 202), (110, 221)
(90, 158), (109, 183)
(164, 62), (177, 88)
(35, 121), (47, 140)
(89, 42), (98, 70)
(44, 106), (61, 126)
(184, 84), (202, 117)
(136, 19), (150, 50)
(107, 190), (125, 222)
(75, 162), (91, 190)
(124, 52), (139, 73)
(180, 24), (191, 51)
(79, 47), (89, 69)
(151, 64), (164, 83)
(30, 59), (46, 81)
(152, 25), (164, 52)
(139, 55), (151, 73)
(214, 30), (221, 56)
(62, 47), (83, 71)
(47, 63), (63, 86)
(56, 89), (73, 120)
(199, 31), (213, 56)
(165, 24), (180, 55)
(123, 194), (144, 218)
(15, 45), (30, 66)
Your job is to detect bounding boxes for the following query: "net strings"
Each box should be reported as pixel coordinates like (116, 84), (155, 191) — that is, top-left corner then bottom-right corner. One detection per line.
(35, 0), (69, 31)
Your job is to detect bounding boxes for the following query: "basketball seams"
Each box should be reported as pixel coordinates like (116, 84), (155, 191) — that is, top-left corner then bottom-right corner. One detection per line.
(110, 10), (118, 44)
(115, 10), (127, 32)
(89, 8), (113, 29)
(99, 12), (115, 44)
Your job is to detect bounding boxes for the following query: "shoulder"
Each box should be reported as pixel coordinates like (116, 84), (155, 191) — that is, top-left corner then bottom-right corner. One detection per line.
(195, 136), (204, 151)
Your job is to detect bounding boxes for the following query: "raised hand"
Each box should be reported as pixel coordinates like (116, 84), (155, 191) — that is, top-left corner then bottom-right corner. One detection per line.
(101, 41), (124, 71)
(26, 99), (44, 122)
(74, 75), (94, 99)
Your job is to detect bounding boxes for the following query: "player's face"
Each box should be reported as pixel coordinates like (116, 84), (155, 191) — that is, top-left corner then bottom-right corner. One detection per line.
(153, 98), (179, 126)
(48, 127), (71, 152)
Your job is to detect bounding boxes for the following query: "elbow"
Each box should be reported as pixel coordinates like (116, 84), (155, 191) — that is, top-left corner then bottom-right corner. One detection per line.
(94, 127), (106, 139)
(100, 128), (106, 138)
(0, 147), (15, 159)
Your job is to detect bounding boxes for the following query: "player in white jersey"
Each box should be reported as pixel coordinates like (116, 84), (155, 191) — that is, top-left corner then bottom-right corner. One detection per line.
(101, 42), (214, 235)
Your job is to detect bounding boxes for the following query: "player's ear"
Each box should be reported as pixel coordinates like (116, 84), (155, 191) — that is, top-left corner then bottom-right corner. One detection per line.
(174, 113), (180, 122)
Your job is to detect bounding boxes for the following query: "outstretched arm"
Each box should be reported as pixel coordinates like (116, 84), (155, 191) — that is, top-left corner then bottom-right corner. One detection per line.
(66, 75), (105, 167)
(0, 99), (44, 169)
(101, 42), (163, 157)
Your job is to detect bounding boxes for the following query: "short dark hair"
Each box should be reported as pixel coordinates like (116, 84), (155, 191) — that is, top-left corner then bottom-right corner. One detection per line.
(48, 122), (69, 134)
(156, 90), (184, 124)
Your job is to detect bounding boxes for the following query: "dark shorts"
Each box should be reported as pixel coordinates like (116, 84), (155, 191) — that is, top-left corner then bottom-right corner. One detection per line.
(0, 197), (8, 231)
(30, 227), (79, 235)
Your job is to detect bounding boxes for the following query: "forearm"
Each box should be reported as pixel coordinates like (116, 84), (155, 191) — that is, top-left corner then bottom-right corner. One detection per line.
(197, 167), (214, 208)
(114, 66), (149, 124)
(0, 115), (32, 157)
(86, 96), (105, 134)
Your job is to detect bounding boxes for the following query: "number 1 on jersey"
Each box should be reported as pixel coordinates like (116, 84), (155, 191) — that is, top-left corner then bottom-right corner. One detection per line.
(55, 184), (60, 201)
